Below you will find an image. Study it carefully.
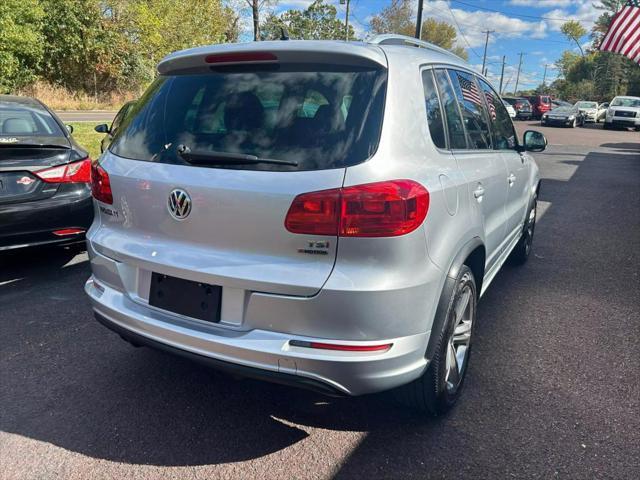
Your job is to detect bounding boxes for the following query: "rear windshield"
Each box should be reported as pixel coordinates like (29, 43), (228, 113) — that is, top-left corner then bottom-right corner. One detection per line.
(110, 64), (387, 171)
(0, 106), (63, 137)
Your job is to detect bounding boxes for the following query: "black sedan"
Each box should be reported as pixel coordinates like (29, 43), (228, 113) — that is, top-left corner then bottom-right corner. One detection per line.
(540, 105), (585, 128)
(0, 95), (93, 251)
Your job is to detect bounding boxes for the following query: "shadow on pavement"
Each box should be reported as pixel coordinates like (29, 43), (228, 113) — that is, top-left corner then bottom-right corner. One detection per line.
(1, 148), (638, 476)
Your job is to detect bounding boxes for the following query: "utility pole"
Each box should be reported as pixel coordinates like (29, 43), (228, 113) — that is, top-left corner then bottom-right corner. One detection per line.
(340, 0), (351, 41)
(499, 55), (506, 95)
(542, 63), (549, 86)
(416, 0), (425, 39)
(514, 52), (525, 95)
(481, 30), (495, 77)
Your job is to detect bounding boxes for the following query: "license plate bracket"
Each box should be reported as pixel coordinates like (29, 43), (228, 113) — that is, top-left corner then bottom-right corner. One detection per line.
(149, 273), (221, 323)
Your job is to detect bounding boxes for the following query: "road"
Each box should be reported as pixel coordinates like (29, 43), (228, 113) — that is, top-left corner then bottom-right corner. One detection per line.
(1, 129), (639, 479)
(55, 111), (116, 122)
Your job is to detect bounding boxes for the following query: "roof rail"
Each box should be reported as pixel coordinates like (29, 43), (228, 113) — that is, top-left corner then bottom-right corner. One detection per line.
(368, 34), (464, 61)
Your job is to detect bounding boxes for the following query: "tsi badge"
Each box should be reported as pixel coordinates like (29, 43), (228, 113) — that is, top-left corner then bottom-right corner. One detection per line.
(298, 240), (330, 255)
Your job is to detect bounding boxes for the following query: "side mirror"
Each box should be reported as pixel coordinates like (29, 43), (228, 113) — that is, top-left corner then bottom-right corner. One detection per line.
(522, 130), (547, 152)
(94, 123), (110, 134)
(65, 124), (74, 134)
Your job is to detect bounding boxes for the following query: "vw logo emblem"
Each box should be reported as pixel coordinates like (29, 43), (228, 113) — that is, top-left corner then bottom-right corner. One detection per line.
(167, 188), (192, 220)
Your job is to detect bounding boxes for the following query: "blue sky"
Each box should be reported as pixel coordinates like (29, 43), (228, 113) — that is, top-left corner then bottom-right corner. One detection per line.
(248, 0), (607, 92)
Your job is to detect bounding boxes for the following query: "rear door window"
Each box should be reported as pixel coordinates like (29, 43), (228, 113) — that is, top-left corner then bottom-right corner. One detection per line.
(447, 70), (491, 150)
(421, 69), (446, 149)
(433, 69), (466, 149)
(477, 78), (517, 150)
(110, 64), (387, 171)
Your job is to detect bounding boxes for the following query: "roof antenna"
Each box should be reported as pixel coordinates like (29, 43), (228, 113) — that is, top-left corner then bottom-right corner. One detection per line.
(280, 27), (289, 40)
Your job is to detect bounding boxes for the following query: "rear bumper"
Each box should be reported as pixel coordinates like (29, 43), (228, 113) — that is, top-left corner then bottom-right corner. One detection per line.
(0, 185), (93, 250)
(86, 276), (430, 396)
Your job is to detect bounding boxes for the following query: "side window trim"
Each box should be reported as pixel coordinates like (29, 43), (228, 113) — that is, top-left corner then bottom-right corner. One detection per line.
(420, 65), (449, 151)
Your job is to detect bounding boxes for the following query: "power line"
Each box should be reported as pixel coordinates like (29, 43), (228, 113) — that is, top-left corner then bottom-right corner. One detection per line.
(450, 0), (597, 24)
(444, 2), (483, 59)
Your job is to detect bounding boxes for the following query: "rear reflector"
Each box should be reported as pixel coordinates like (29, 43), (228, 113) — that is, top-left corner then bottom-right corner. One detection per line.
(290, 340), (393, 352)
(53, 228), (85, 236)
(91, 161), (113, 204)
(205, 52), (278, 64)
(35, 157), (91, 183)
(285, 180), (429, 237)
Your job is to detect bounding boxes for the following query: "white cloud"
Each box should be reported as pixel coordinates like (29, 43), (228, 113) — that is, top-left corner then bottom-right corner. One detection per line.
(543, 0), (603, 32)
(422, 0), (551, 50)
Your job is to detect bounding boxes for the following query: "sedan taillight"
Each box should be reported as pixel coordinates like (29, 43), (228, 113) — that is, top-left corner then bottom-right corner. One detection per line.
(91, 161), (113, 204)
(285, 180), (429, 237)
(35, 157), (92, 183)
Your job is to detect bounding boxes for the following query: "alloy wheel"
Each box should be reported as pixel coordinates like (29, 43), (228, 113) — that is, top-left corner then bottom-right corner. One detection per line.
(445, 282), (474, 394)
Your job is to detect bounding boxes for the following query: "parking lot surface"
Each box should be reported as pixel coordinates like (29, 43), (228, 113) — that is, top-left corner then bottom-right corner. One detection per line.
(1, 131), (639, 479)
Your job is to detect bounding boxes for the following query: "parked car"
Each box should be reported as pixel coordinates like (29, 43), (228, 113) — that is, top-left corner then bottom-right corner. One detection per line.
(526, 95), (552, 118)
(574, 101), (600, 122)
(596, 102), (609, 122)
(85, 35), (545, 415)
(551, 99), (572, 108)
(541, 104), (585, 127)
(603, 96), (640, 131)
(502, 97), (532, 120)
(0, 95), (93, 251)
(94, 100), (136, 153)
(503, 100), (517, 118)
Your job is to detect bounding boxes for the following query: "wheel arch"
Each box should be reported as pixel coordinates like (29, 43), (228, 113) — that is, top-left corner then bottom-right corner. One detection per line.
(425, 237), (485, 362)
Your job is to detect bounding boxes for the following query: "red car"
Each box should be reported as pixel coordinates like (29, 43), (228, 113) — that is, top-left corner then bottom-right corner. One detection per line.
(526, 95), (552, 119)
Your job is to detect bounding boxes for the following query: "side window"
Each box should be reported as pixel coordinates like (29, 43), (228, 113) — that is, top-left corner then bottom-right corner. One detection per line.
(421, 69), (446, 149)
(477, 79), (517, 150)
(448, 70), (491, 149)
(433, 69), (466, 149)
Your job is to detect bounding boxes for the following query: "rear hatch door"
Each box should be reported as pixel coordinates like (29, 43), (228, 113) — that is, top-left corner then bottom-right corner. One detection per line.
(92, 47), (387, 296)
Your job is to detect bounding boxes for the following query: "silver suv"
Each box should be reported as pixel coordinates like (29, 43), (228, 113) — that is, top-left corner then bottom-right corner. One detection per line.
(85, 35), (546, 415)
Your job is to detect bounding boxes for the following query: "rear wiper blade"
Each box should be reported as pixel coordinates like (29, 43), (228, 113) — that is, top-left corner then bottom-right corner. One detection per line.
(176, 145), (298, 167)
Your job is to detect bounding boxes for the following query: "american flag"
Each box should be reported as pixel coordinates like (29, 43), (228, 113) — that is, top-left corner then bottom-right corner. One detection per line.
(599, 0), (640, 64)
(484, 91), (497, 120)
(457, 73), (482, 105)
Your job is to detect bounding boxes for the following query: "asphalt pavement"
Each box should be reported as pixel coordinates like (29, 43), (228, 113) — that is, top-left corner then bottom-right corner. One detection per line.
(1, 130), (639, 479)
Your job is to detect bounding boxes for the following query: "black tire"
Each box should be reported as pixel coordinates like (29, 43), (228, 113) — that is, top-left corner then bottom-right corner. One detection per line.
(635, 126), (640, 132)
(510, 194), (537, 265)
(603, 123), (611, 130)
(394, 265), (477, 416)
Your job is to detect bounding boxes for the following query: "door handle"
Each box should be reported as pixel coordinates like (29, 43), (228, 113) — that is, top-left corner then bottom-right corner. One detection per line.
(508, 173), (516, 186)
(473, 185), (485, 199)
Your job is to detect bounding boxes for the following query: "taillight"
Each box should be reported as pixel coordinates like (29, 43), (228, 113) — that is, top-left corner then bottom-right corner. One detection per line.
(91, 161), (113, 204)
(205, 52), (277, 64)
(35, 158), (91, 183)
(285, 180), (429, 237)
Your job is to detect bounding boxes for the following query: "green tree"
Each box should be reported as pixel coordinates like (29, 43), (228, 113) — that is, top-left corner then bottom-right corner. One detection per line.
(261, 0), (354, 41)
(369, 0), (468, 60)
(0, 0), (44, 92)
(560, 20), (587, 57)
(369, 0), (414, 37)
